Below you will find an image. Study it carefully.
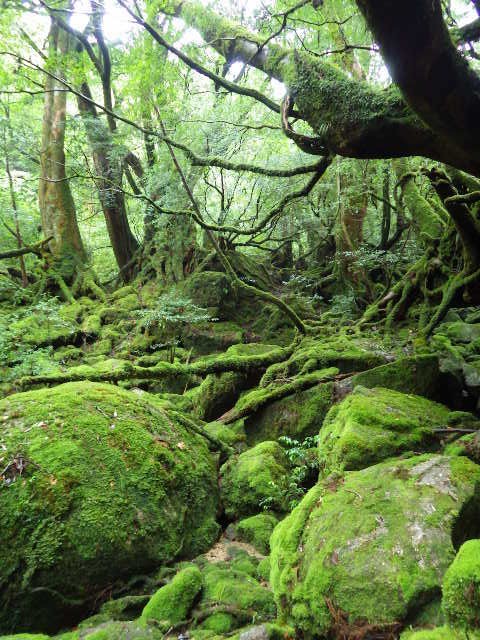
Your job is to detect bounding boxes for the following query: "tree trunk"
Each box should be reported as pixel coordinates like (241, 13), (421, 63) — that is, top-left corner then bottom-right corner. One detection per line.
(39, 18), (86, 277)
(77, 83), (139, 280)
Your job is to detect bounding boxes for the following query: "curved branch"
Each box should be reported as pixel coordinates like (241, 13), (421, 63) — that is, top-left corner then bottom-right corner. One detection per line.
(162, 134), (328, 176)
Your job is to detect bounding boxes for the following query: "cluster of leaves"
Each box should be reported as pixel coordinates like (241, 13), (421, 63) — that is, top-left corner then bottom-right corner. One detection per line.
(260, 435), (320, 512)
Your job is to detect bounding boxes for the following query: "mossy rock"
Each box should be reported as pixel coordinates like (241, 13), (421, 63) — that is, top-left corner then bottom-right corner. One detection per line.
(182, 322), (244, 355)
(401, 627), (480, 639)
(245, 383), (334, 446)
(81, 314), (102, 336)
(196, 560), (276, 630)
(270, 454), (480, 638)
(257, 556), (271, 582)
(318, 387), (451, 476)
(436, 321), (480, 344)
(235, 513), (279, 555)
(202, 420), (247, 451)
(10, 313), (78, 348)
(352, 355), (447, 400)
(140, 565), (202, 629)
(183, 271), (232, 317)
(220, 441), (290, 518)
(0, 382), (219, 634)
(442, 539), (480, 628)
(99, 595), (151, 621)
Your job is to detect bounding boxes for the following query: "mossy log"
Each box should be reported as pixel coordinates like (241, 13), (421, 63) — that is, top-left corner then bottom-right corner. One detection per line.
(218, 368), (339, 425)
(17, 343), (295, 389)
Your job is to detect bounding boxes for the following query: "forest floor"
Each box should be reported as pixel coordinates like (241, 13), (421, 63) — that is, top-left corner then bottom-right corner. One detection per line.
(0, 263), (480, 640)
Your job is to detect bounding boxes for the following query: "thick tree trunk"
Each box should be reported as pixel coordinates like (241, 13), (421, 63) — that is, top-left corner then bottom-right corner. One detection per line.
(39, 19), (86, 276)
(355, 0), (480, 163)
(77, 84), (139, 280)
(153, 0), (480, 176)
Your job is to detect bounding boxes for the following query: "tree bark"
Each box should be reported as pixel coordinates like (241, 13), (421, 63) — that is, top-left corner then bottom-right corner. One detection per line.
(355, 0), (480, 167)
(77, 83), (139, 280)
(153, 0), (480, 176)
(39, 17), (86, 276)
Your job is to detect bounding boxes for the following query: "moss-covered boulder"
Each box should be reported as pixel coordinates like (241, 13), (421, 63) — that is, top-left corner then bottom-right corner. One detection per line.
(270, 454), (480, 638)
(244, 383), (334, 446)
(220, 442), (290, 518)
(183, 271), (232, 318)
(351, 355), (447, 400)
(195, 559), (276, 632)
(140, 565), (202, 628)
(235, 513), (279, 555)
(317, 387), (451, 475)
(181, 321), (244, 355)
(442, 539), (480, 628)
(0, 382), (219, 634)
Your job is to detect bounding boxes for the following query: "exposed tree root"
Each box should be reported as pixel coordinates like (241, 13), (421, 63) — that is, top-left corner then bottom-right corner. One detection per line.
(218, 369), (338, 425)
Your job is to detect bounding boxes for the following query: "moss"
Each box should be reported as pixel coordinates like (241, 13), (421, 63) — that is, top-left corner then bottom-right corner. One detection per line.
(52, 346), (82, 363)
(437, 322), (480, 344)
(199, 612), (234, 634)
(202, 420), (247, 451)
(109, 286), (136, 301)
(10, 313), (78, 348)
(140, 565), (202, 628)
(81, 314), (102, 336)
(220, 441), (290, 518)
(318, 386), (451, 476)
(245, 382), (334, 446)
(0, 382), (219, 634)
(262, 336), (385, 384)
(90, 338), (112, 356)
(442, 539), (480, 628)
(79, 620), (165, 639)
(183, 271), (232, 318)
(444, 433), (480, 464)
(351, 355), (445, 399)
(197, 561), (276, 624)
(270, 455), (480, 638)
(99, 595), (151, 621)
(257, 557), (271, 582)
(401, 627), (479, 639)
(181, 321), (244, 355)
(235, 514), (279, 555)
(0, 635), (51, 639)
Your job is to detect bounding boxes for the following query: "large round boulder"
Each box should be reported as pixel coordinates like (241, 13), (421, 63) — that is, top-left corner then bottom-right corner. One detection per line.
(270, 454), (480, 638)
(0, 382), (219, 634)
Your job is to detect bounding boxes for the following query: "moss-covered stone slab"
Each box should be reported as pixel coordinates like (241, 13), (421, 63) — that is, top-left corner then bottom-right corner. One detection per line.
(220, 441), (290, 518)
(318, 386), (451, 475)
(442, 539), (480, 628)
(0, 382), (219, 634)
(352, 355), (446, 399)
(244, 382), (334, 446)
(270, 454), (480, 638)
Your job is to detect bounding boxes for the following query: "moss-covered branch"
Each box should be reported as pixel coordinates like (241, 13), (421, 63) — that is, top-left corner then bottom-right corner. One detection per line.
(161, 135), (328, 176)
(218, 368), (339, 424)
(17, 344), (295, 389)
